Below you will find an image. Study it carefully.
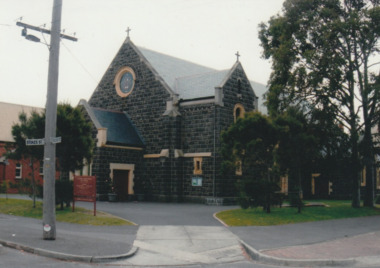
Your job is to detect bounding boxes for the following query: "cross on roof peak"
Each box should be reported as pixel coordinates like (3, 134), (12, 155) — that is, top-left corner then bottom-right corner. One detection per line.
(235, 51), (240, 62)
(126, 27), (131, 38)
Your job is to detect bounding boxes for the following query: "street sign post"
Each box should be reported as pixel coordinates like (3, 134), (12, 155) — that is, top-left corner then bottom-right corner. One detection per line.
(26, 139), (45, 146)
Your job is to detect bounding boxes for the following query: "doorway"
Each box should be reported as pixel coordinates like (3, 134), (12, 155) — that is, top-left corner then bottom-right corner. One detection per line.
(110, 163), (135, 201)
(113, 169), (130, 201)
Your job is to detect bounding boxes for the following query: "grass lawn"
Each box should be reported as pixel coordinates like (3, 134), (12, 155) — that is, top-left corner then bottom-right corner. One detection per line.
(216, 200), (380, 226)
(0, 198), (135, 226)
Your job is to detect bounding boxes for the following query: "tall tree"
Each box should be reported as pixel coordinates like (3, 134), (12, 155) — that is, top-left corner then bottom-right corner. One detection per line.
(259, 0), (380, 207)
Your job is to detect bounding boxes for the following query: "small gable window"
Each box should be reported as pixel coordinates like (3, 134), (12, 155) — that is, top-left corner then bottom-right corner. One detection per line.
(237, 79), (242, 94)
(234, 104), (245, 122)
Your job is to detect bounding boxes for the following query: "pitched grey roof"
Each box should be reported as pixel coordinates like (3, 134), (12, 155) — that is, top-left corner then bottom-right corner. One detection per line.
(138, 45), (268, 112)
(138, 47), (215, 93)
(174, 70), (230, 99)
(139, 47), (229, 99)
(92, 108), (145, 147)
(250, 81), (268, 114)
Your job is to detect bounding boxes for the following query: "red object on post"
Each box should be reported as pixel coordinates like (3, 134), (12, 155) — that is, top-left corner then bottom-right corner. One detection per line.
(73, 175), (96, 216)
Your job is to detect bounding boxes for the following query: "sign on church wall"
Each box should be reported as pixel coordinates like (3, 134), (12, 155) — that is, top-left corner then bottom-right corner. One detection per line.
(192, 176), (202, 187)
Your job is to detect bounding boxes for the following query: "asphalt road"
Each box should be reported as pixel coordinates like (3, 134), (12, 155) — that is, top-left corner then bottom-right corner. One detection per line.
(77, 200), (235, 226)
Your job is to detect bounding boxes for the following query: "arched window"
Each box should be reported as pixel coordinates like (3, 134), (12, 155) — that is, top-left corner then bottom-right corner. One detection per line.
(234, 104), (245, 122)
(237, 79), (242, 94)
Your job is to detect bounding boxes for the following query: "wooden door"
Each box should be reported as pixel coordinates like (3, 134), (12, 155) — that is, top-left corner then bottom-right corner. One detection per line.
(113, 169), (129, 201)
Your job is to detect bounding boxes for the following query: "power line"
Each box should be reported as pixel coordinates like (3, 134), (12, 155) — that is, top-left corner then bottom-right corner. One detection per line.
(60, 40), (99, 84)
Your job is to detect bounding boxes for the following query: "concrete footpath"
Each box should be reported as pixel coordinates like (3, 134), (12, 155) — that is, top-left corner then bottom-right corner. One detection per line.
(233, 216), (380, 267)
(1, 197), (380, 267)
(0, 214), (138, 263)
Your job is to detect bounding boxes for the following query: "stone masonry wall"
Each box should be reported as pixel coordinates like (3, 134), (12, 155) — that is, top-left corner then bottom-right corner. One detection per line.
(88, 41), (171, 153)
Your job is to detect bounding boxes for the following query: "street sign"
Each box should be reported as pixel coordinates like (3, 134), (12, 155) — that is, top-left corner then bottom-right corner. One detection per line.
(26, 138), (45, 146)
(50, 137), (62, 144)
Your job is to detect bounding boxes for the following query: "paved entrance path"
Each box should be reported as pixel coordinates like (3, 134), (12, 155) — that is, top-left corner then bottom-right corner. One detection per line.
(114, 225), (246, 266)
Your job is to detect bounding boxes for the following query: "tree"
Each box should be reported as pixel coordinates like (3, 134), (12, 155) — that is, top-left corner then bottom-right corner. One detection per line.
(7, 111), (44, 208)
(259, 0), (380, 207)
(221, 112), (280, 213)
(55, 104), (93, 209)
(56, 103), (94, 179)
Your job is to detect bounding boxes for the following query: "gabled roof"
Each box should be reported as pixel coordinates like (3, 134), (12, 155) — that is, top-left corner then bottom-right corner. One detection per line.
(173, 70), (230, 99)
(92, 108), (145, 147)
(138, 47), (215, 92)
(138, 46), (236, 100)
(0, 102), (44, 142)
(137, 44), (267, 110)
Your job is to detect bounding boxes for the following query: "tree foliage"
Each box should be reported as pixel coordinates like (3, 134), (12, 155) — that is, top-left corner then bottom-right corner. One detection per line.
(259, 0), (380, 207)
(221, 108), (349, 212)
(56, 104), (94, 178)
(275, 108), (319, 191)
(221, 112), (280, 212)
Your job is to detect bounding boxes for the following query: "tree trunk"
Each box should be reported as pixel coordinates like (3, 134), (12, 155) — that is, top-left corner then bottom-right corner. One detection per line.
(295, 169), (303, 214)
(351, 130), (361, 208)
(30, 159), (36, 208)
(363, 126), (375, 207)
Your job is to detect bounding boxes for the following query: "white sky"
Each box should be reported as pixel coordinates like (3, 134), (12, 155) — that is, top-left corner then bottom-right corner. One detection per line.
(0, 0), (284, 108)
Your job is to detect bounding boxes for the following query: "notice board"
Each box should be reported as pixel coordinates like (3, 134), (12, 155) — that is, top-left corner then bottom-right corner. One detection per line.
(73, 175), (96, 216)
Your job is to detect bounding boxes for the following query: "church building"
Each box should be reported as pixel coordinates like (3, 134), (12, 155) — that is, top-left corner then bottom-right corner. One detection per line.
(80, 35), (263, 203)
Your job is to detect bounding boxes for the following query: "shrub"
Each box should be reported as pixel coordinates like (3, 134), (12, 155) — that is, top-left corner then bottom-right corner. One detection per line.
(55, 180), (73, 210)
(375, 195), (380, 205)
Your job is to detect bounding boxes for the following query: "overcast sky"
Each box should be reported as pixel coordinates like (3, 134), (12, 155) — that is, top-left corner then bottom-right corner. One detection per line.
(0, 0), (284, 108)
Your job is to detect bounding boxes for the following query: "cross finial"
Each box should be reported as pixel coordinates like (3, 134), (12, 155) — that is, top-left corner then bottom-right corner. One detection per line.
(126, 27), (131, 38)
(235, 51), (240, 62)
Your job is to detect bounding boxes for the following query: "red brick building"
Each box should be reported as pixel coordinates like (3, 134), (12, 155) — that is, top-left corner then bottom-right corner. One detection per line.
(0, 102), (44, 193)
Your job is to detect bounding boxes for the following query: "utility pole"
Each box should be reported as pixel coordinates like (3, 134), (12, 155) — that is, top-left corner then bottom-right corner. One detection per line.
(42, 0), (69, 240)
(41, 0), (62, 240)
(17, 0), (77, 240)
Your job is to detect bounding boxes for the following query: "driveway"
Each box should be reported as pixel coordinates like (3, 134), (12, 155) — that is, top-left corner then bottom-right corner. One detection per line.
(78, 200), (236, 226)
